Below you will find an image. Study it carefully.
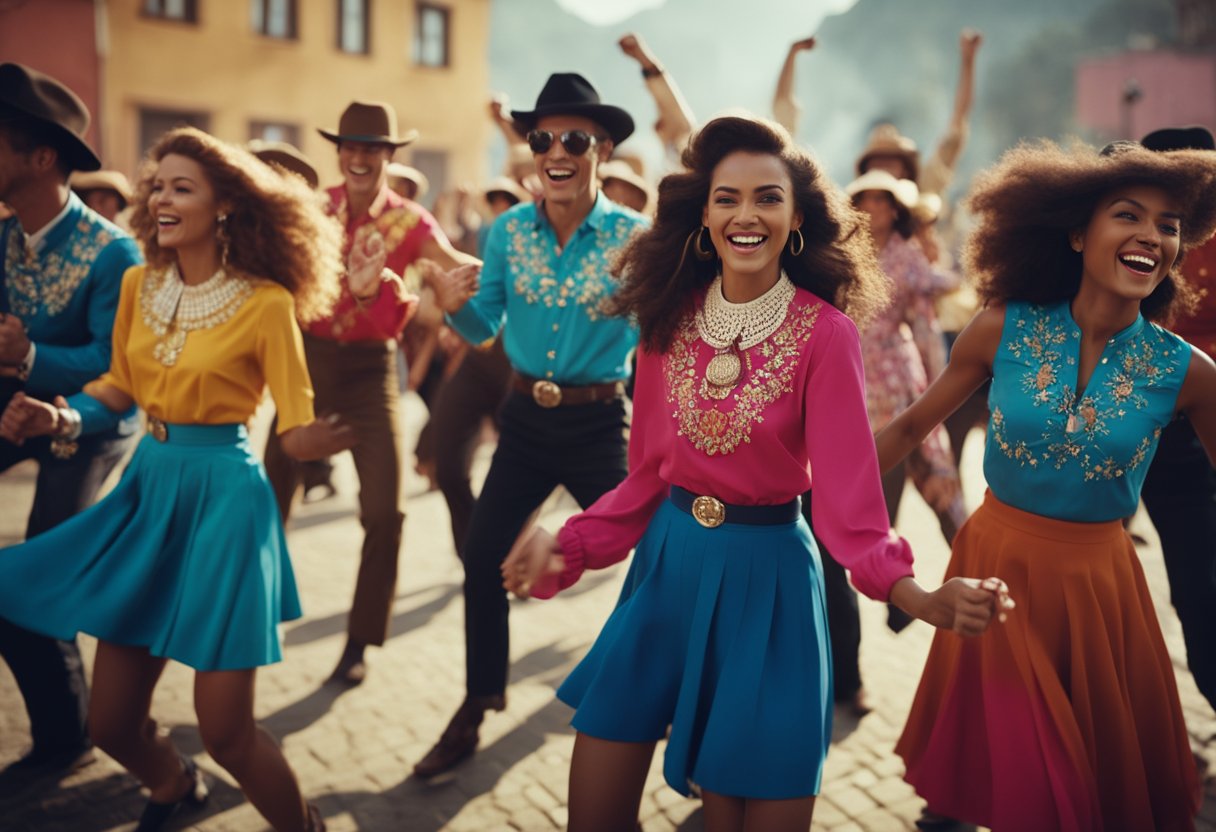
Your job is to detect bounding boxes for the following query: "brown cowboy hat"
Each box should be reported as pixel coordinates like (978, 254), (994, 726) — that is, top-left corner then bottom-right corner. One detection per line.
(318, 101), (418, 147)
(247, 139), (320, 189)
(856, 123), (919, 180)
(70, 170), (133, 207)
(510, 73), (634, 145)
(0, 63), (100, 172)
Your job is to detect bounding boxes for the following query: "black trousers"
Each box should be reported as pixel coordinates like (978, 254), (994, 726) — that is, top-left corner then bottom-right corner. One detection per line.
(0, 427), (134, 756)
(1140, 415), (1216, 711)
(463, 391), (629, 699)
(801, 492), (862, 699)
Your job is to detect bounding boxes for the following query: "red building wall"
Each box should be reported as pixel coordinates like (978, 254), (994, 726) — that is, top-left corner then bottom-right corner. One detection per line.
(1076, 50), (1216, 141)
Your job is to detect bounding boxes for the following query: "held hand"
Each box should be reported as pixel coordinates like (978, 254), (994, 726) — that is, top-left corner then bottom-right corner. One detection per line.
(928, 576), (1014, 637)
(0, 312), (31, 364)
(502, 527), (564, 599)
(0, 391), (59, 444)
(430, 262), (481, 313)
(960, 28), (983, 60)
(347, 230), (388, 299)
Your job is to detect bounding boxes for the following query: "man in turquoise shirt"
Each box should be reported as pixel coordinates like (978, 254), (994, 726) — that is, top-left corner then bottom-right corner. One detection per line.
(416, 73), (647, 777)
(0, 63), (141, 783)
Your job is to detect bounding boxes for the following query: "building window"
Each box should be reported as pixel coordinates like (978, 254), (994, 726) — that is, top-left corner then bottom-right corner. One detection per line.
(142, 0), (197, 23)
(249, 121), (301, 147)
(252, 0), (297, 40)
(338, 0), (370, 54)
(409, 149), (447, 209)
(139, 108), (210, 159)
(413, 3), (450, 68)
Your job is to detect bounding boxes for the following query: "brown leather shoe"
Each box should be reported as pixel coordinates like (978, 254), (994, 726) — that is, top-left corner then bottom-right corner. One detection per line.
(413, 696), (505, 778)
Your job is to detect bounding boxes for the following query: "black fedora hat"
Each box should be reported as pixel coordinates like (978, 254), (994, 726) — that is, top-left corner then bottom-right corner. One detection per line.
(0, 63), (100, 172)
(1140, 125), (1216, 152)
(511, 73), (634, 146)
(318, 101), (418, 147)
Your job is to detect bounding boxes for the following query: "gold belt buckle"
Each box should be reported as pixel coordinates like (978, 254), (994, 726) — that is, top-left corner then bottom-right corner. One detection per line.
(147, 416), (169, 442)
(532, 380), (562, 408)
(691, 495), (726, 528)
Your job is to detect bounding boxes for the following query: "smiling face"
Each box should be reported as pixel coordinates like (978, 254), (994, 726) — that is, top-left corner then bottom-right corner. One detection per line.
(702, 151), (802, 290)
(532, 114), (611, 207)
(1072, 184), (1182, 304)
(338, 140), (393, 202)
(853, 189), (899, 237)
(148, 153), (220, 253)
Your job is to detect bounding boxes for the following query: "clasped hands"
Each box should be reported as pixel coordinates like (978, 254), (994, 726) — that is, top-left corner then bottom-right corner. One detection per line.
(501, 527), (564, 600)
(1, 391), (66, 444)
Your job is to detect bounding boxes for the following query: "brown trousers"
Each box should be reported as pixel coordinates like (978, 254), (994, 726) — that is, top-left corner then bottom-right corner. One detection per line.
(264, 333), (404, 646)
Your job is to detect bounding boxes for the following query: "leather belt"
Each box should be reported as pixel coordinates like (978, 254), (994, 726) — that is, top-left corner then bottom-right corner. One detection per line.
(669, 485), (801, 529)
(513, 374), (625, 408)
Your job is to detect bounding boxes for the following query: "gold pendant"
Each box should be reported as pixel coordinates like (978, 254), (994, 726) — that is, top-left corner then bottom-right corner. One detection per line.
(153, 329), (187, 367)
(706, 351), (741, 387)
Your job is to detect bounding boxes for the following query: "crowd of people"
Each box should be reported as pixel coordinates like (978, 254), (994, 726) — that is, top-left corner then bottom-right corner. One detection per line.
(0, 22), (1214, 832)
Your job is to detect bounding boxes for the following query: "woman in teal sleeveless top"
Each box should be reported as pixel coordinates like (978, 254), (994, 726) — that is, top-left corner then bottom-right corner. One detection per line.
(877, 139), (1216, 831)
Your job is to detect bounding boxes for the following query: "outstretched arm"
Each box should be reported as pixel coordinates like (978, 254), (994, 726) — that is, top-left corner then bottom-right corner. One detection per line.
(772, 36), (816, 137)
(875, 303), (1002, 472)
(619, 33), (696, 153)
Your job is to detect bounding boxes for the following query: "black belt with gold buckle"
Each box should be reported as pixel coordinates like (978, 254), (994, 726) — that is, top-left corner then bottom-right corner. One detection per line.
(669, 485), (801, 528)
(512, 374), (625, 409)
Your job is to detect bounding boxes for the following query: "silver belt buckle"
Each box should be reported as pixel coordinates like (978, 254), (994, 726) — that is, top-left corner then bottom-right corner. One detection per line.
(691, 495), (726, 528)
(532, 380), (562, 408)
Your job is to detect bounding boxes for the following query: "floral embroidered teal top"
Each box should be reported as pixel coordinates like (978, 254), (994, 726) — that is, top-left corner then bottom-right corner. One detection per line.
(984, 300), (1191, 521)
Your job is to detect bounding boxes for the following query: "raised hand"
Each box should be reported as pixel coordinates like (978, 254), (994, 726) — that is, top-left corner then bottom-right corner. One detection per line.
(429, 262), (481, 313)
(790, 35), (816, 53)
(960, 28), (983, 61)
(502, 527), (564, 599)
(347, 229), (388, 300)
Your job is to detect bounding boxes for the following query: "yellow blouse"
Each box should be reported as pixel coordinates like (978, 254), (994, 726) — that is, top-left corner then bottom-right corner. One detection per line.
(86, 265), (315, 432)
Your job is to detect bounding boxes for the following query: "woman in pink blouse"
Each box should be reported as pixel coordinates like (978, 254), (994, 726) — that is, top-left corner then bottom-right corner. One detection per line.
(502, 115), (1011, 832)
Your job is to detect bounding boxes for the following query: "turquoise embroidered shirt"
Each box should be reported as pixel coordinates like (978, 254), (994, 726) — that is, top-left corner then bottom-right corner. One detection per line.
(1, 193), (142, 432)
(984, 300), (1191, 522)
(447, 193), (646, 384)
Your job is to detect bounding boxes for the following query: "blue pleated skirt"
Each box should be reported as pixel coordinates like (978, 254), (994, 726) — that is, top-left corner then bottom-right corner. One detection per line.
(0, 424), (302, 671)
(557, 498), (833, 800)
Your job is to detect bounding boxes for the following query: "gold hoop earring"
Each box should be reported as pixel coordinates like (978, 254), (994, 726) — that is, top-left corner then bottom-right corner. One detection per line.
(693, 226), (715, 261)
(788, 228), (805, 257)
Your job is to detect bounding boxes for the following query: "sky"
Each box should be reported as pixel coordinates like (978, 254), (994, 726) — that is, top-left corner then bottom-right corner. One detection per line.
(554, 0), (859, 27)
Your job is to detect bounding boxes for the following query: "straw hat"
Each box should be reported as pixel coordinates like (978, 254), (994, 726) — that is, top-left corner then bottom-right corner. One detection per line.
(247, 139), (319, 189)
(856, 123), (919, 180)
(845, 169), (920, 212)
(318, 101), (418, 147)
(482, 176), (529, 206)
(598, 159), (654, 211)
(386, 162), (429, 200)
(70, 169), (133, 208)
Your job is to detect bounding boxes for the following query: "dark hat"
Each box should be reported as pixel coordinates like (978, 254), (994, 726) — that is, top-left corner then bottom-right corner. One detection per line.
(1140, 125), (1216, 152)
(510, 73), (634, 145)
(248, 139), (320, 189)
(318, 101), (418, 147)
(0, 63), (100, 172)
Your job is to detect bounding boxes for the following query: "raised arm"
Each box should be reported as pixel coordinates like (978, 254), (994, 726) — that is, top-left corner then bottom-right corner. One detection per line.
(875, 303), (1002, 472)
(772, 36), (816, 137)
(489, 93), (526, 147)
(619, 33), (696, 153)
(922, 29), (983, 196)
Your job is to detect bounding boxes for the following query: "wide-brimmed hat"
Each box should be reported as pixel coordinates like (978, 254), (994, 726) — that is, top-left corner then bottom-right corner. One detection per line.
(70, 169), (132, 207)
(0, 63), (100, 172)
(1141, 125), (1216, 153)
(482, 175), (529, 206)
(856, 123), (919, 180)
(386, 162), (429, 200)
(247, 139), (319, 188)
(318, 101), (418, 147)
(598, 159), (654, 210)
(510, 73), (634, 145)
(845, 169), (920, 212)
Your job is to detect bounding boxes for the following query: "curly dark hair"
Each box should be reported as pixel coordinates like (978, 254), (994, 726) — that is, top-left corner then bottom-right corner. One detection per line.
(129, 127), (343, 323)
(609, 115), (888, 353)
(963, 139), (1216, 324)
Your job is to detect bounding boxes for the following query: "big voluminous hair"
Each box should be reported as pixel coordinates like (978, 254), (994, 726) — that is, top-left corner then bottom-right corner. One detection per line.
(129, 127), (342, 323)
(609, 115), (888, 353)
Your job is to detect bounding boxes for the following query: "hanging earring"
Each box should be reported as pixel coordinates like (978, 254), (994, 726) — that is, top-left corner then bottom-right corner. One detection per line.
(788, 228), (805, 256)
(216, 213), (230, 267)
(693, 225), (715, 261)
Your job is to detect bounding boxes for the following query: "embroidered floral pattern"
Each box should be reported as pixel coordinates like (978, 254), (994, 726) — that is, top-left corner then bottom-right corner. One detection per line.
(664, 300), (821, 456)
(996, 305), (1179, 481)
(506, 215), (636, 322)
(5, 218), (116, 317)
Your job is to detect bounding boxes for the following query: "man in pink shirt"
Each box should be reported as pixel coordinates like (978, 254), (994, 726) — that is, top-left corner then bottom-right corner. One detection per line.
(264, 101), (477, 685)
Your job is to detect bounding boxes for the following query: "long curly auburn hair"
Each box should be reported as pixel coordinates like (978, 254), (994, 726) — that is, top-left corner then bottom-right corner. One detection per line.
(129, 127), (343, 323)
(963, 139), (1216, 324)
(608, 115), (888, 353)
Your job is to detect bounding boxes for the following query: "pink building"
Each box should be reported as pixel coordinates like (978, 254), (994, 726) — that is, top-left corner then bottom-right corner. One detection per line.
(1076, 49), (1216, 142)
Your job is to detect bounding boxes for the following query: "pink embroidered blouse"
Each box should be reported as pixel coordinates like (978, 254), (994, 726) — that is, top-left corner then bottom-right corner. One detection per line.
(549, 287), (915, 602)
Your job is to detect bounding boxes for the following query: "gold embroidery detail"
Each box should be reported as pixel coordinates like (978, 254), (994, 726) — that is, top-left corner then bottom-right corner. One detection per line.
(5, 218), (117, 317)
(665, 301), (821, 456)
(139, 266), (255, 366)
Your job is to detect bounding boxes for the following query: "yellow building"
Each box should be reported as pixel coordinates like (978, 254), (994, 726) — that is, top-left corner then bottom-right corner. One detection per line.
(100, 0), (492, 202)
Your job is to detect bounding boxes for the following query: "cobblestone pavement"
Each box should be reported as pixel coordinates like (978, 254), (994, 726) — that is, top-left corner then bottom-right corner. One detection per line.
(1, 395), (1213, 831)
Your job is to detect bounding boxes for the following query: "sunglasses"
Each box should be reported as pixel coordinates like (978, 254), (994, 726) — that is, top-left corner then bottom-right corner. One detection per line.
(526, 129), (602, 156)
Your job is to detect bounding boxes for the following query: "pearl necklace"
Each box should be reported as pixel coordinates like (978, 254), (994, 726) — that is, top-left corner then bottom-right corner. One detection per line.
(141, 264), (253, 366)
(696, 273), (795, 398)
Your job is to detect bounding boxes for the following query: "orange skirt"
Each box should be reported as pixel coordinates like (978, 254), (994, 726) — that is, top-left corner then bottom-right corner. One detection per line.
(896, 491), (1199, 832)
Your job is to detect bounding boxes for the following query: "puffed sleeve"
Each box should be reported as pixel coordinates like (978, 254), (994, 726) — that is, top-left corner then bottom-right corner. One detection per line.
(71, 264), (141, 434)
(256, 286), (316, 433)
(534, 345), (669, 597)
(805, 311), (914, 600)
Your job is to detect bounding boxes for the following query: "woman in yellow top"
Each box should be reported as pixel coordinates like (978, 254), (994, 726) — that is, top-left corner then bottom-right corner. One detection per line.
(0, 127), (353, 832)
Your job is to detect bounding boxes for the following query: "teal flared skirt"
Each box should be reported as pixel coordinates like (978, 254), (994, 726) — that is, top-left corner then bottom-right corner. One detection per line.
(0, 424), (302, 670)
(557, 498), (833, 800)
